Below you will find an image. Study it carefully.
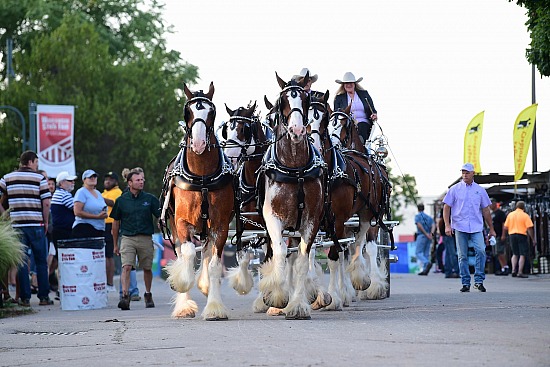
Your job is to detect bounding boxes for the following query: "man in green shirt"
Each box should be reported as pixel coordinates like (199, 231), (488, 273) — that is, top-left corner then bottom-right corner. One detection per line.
(111, 171), (160, 310)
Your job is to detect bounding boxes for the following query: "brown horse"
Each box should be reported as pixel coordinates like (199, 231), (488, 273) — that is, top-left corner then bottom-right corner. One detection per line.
(258, 73), (330, 320)
(162, 82), (235, 320)
(327, 104), (393, 300)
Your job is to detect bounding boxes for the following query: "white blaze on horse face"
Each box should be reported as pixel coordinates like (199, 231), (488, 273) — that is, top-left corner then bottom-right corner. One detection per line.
(190, 104), (211, 154)
(328, 115), (344, 147)
(285, 90), (305, 140)
(308, 107), (323, 151)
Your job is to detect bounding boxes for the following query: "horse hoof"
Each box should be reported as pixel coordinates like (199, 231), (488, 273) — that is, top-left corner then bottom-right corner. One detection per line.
(322, 292), (332, 307)
(263, 293), (288, 309)
(285, 314), (311, 320)
(205, 316), (228, 321)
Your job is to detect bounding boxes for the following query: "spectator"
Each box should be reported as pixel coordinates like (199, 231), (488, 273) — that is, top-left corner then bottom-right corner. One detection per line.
(443, 163), (496, 292)
(491, 199), (509, 276)
(415, 203), (435, 276)
(51, 171), (77, 298)
(438, 210), (459, 278)
(102, 171), (122, 292)
(503, 201), (536, 278)
(111, 170), (160, 310)
(72, 169), (107, 238)
(0, 150), (53, 306)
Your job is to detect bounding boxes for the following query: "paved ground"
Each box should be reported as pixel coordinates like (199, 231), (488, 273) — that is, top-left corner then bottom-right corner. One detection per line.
(1, 270), (549, 367)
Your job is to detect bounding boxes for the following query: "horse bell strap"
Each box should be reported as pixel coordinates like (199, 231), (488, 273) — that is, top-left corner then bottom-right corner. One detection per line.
(295, 177), (305, 231)
(233, 175), (244, 252)
(200, 187), (209, 242)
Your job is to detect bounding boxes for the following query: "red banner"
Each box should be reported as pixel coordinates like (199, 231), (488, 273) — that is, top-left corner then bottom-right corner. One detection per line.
(37, 105), (75, 177)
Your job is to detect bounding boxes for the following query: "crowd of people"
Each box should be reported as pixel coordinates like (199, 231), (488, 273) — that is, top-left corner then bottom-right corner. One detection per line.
(414, 163), (537, 292)
(0, 150), (160, 310)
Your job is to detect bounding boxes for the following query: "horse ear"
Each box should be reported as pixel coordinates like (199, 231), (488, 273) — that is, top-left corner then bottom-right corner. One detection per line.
(247, 101), (257, 116)
(324, 90), (330, 104)
(225, 103), (234, 116)
(275, 72), (286, 89)
(264, 95), (273, 110)
(345, 103), (352, 114)
(183, 83), (193, 100)
(206, 82), (215, 100)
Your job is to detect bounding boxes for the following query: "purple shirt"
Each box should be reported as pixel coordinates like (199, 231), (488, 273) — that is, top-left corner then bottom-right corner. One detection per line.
(443, 180), (491, 234)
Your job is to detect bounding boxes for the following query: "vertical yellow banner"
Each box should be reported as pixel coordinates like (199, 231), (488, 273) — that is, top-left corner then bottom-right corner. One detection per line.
(464, 111), (484, 173)
(513, 104), (538, 181)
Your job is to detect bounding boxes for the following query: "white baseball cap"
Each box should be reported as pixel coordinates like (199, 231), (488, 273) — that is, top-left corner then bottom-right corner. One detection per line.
(56, 171), (77, 182)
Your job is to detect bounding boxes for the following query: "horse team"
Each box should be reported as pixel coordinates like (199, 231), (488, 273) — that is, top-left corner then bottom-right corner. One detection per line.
(159, 72), (393, 321)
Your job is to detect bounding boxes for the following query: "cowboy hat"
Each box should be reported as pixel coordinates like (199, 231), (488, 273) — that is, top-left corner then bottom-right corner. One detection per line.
(335, 71), (363, 84)
(292, 68), (318, 83)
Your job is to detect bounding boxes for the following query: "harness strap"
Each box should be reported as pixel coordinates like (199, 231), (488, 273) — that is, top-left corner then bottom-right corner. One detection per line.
(200, 188), (209, 242)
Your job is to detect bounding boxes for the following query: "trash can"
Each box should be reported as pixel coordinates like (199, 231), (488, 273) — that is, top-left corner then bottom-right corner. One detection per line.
(57, 237), (107, 311)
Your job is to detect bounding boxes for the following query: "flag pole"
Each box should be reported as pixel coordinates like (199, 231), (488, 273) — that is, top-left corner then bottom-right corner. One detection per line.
(531, 63), (537, 172)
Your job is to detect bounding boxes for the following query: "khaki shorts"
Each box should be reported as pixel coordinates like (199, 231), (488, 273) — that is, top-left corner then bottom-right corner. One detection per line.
(120, 235), (154, 270)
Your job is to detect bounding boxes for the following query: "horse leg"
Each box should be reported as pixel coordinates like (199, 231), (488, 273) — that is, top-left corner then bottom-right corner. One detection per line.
(259, 212), (289, 308)
(201, 244), (229, 321)
(283, 240), (312, 320)
(324, 245), (343, 311)
(166, 221), (196, 293)
(340, 248), (356, 305)
(171, 291), (198, 318)
(361, 240), (389, 300)
(196, 240), (212, 296)
(227, 249), (254, 295)
(347, 221), (371, 291)
(310, 245), (332, 310)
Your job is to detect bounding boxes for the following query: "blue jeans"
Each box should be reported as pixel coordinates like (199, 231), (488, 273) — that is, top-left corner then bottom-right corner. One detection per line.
(415, 234), (431, 268)
(119, 269), (139, 297)
(443, 235), (459, 276)
(455, 230), (486, 285)
(17, 226), (50, 300)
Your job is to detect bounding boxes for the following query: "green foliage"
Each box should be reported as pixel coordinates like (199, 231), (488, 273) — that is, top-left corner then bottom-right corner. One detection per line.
(0, 0), (198, 196)
(510, 0), (550, 76)
(388, 167), (419, 223)
(0, 214), (25, 278)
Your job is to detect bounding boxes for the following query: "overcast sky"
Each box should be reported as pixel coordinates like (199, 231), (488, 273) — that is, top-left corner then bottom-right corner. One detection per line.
(162, 0), (550, 197)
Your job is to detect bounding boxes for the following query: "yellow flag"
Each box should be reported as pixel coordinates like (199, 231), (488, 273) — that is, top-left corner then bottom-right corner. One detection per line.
(464, 111), (484, 173)
(513, 104), (538, 181)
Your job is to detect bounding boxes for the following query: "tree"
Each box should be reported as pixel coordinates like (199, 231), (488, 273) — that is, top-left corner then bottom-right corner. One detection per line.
(510, 0), (550, 76)
(0, 1), (198, 196)
(388, 168), (419, 223)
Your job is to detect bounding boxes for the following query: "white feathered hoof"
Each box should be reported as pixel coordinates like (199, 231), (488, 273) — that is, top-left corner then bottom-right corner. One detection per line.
(365, 280), (389, 300)
(351, 275), (371, 291)
(311, 292), (332, 310)
(284, 303), (311, 320)
(171, 293), (198, 319)
(227, 266), (254, 295)
(202, 302), (229, 321)
(166, 258), (195, 293)
(263, 290), (289, 309)
(253, 293), (269, 313)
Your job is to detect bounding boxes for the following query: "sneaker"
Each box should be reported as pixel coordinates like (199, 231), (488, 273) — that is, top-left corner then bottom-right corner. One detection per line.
(460, 285), (470, 293)
(130, 294), (141, 302)
(54, 291), (60, 301)
(39, 297), (54, 306)
(511, 272), (517, 277)
(473, 283), (486, 292)
(106, 285), (116, 293)
(18, 299), (31, 307)
(517, 274), (529, 278)
(144, 292), (155, 308)
(118, 295), (130, 310)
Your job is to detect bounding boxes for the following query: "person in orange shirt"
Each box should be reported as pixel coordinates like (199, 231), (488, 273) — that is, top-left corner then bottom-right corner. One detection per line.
(102, 172), (122, 292)
(502, 201), (536, 278)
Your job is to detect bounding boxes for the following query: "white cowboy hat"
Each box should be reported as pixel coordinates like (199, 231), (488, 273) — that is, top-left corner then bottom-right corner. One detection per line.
(292, 68), (318, 83)
(335, 71), (363, 84)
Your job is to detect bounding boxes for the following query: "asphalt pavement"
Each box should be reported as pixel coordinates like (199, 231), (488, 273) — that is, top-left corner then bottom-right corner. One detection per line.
(1, 269), (549, 367)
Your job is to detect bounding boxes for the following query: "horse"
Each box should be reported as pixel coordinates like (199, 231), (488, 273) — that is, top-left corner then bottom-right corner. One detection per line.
(161, 82), (236, 320)
(306, 92), (357, 310)
(326, 104), (393, 300)
(217, 102), (272, 298)
(257, 72), (331, 319)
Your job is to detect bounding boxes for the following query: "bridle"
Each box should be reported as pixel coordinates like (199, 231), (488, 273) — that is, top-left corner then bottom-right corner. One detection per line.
(277, 85), (309, 133)
(329, 110), (353, 148)
(180, 96), (217, 149)
(308, 100), (329, 150)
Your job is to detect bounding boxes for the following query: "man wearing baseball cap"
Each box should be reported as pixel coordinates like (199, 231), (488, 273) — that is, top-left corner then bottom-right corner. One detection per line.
(442, 163), (495, 293)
